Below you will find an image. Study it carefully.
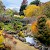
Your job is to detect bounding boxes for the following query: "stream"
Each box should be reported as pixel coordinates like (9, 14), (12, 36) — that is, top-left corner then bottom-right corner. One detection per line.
(25, 36), (37, 46)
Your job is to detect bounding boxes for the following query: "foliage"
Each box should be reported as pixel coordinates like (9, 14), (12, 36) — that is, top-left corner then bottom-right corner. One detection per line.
(13, 21), (23, 30)
(31, 21), (38, 34)
(13, 9), (19, 15)
(46, 19), (50, 33)
(0, 22), (4, 30)
(20, 15), (24, 19)
(46, 20), (50, 28)
(0, 22), (14, 31)
(0, 18), (23, 31)
(0, 17), (23, 32)
(5, 9), (14, 17)
(0, 30), (5, 47)
(41, 1), (50, 18)
(4, 23), (14, 31)
(19, 5), (27, 16)
(0, 0), (5, 14)
(18, 31), (25, 38)
(24, 5), (41, 17)
(30, 0), (40, 6)
(36, 15), (50, 46)
(22, 26), (27, 30)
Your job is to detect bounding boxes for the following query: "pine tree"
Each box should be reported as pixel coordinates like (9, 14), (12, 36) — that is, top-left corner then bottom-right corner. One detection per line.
(19, 5), (27, 16)
(19, 0), (28, 16)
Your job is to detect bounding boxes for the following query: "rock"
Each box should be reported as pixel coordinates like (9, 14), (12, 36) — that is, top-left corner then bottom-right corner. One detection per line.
(18, 37), (26, 42)
(13, 35), (19, 39)
(41, 46), (50, 50)
(29, 43), (34, 46)
(34, 45), (39, 49)
(48, 47), (50, 50)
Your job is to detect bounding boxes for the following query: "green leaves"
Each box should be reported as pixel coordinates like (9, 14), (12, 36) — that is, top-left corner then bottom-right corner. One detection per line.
(30, 0), (40, 6)
(19, 5), (27, 16)
(37, 15), (50, 46)
(5, 9), (14, 17)
(0, 22), (4, 30)
(41, 1), (50, 18)
(0, 1), (5, 14)
(4, 23), (14, 31)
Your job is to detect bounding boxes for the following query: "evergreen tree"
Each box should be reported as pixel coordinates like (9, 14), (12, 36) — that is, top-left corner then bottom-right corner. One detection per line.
(37, 15), (50, 46)
(19, 5), (27, 16)
(19, 0), (28, 16)
(30, 0), (40, 6)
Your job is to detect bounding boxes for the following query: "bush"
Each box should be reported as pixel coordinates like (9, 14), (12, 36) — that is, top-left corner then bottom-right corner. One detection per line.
(18, 31), (25, 38)
(13, 21), (22, 30)
(31, 21), (38, 34)
(41, 1), (50, 18)
(4, 23), (14, 31)
(0, 22), (4, 30)
(36, 15), (50, 46)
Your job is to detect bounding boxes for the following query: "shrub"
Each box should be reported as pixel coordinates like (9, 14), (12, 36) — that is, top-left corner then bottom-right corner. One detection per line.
(0, 22), (4, 30)
(31, 21), (38, 35)
(18, 31), (25, 38)
(24, 5), (41, 17)
(36, 15), (50, 46)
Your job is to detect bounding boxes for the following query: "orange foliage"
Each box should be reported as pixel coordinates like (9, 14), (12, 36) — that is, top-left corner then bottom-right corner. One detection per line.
(31, 19), (50, 34)
(31, 21), (38, 34)
(46, 20), (50, 28)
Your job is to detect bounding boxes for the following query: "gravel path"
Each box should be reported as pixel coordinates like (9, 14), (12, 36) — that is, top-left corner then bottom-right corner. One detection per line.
(4, 34), (38, 50)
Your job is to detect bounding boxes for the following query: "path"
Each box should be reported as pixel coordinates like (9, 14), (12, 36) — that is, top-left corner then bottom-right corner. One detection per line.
(4, 34), (38, 50)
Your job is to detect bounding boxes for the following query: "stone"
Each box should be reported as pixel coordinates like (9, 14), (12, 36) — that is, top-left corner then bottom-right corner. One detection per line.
(18, 37), (26, 42)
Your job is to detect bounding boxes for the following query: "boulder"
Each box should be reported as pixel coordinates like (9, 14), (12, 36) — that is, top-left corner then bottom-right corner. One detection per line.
(18, 37), (26, 42)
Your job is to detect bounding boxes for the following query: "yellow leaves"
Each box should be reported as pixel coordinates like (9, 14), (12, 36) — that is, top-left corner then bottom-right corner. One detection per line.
(0, 35), (4, 43)
(0, 30), (4, 47)
(24, 5), (41, 17)
(20, 15), (24, 19)
(18, 31), (25, 38)
(31, 19), (50, 34)
(24, 2), (50, 17)
(46, 20), (50, 28)
(31, 21), (38, 34)
(0, 30), (3, 34)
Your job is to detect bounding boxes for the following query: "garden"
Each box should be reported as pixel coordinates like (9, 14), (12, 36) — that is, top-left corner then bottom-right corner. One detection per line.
(0, 0), (50, 50)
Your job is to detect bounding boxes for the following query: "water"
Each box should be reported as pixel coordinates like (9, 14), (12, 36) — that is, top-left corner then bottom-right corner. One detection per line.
(25, 36), (36, 45)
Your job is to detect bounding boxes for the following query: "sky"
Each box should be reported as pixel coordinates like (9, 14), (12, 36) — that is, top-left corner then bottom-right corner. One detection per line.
(2, 0), (50, 12)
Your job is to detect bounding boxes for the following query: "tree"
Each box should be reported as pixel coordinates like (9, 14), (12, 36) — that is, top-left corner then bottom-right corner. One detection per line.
(30, 0), (40, 6)
(46, 20), (50, 35)
(13, 9), (19, 15)
(41, 1), (50, 18)
(31, 21), (38, 34)
(46, 20), (50, 29)
(5, 9), (14, 17)
(0, 0), (5, 14)
(37, 15), (50, 46)
(19, 5), (27, 16)
(24, 5), (41, 17)
(19, 0), (28, 16)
